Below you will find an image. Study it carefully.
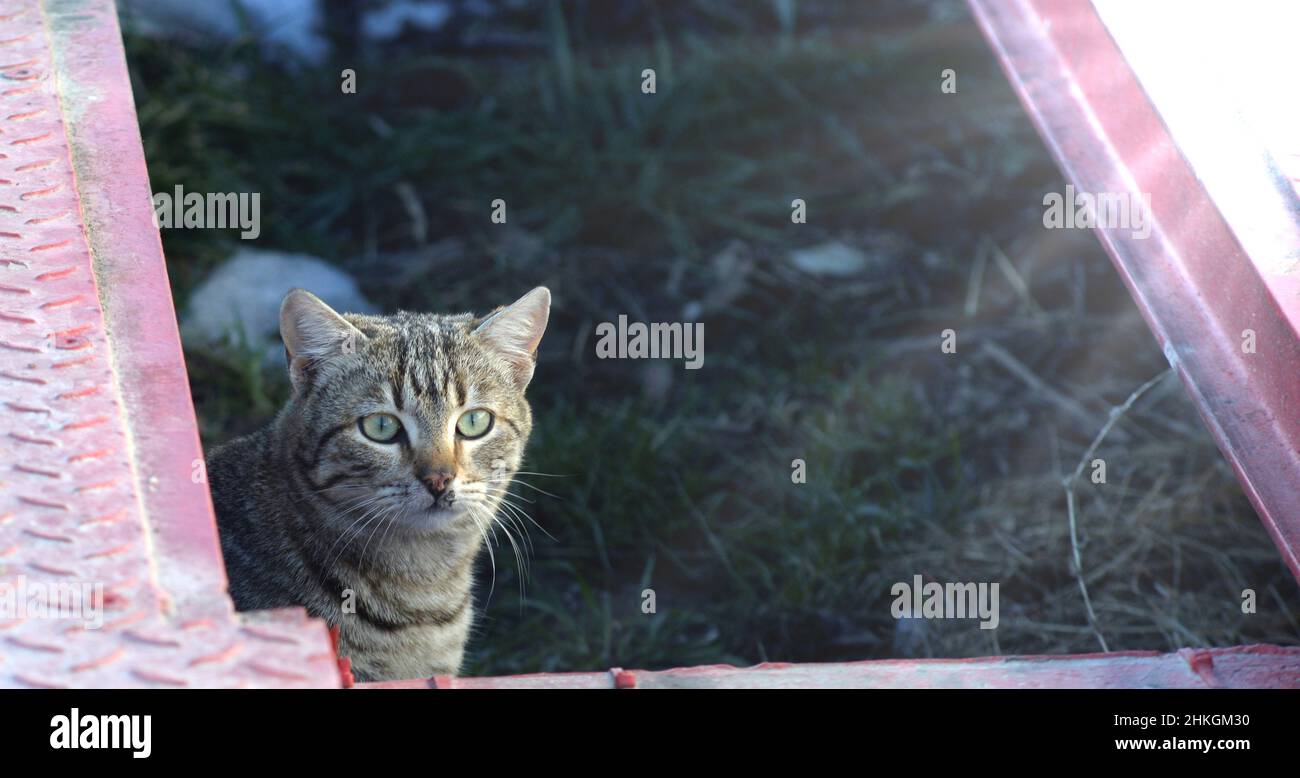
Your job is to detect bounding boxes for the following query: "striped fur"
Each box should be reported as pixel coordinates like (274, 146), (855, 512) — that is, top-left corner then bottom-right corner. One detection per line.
(209, 288), (549, 681)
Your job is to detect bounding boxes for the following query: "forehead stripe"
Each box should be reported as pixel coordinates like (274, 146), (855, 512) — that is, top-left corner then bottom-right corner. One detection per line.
(394, 338), (410, 410)
(390, 375), (405, 411)
(410, 362), (426, 396)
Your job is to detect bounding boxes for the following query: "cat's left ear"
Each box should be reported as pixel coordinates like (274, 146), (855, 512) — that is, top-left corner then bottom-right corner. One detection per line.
(474, 286), (550, 389)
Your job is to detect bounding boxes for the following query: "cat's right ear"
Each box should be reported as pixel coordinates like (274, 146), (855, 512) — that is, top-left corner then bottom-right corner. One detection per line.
(280, 289), (365, 393)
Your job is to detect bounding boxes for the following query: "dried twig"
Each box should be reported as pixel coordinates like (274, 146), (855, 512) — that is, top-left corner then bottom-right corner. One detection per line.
(990, 241), (1044, 317)
(964, 239), (988, 317)
(1062, 367), (1173, 652)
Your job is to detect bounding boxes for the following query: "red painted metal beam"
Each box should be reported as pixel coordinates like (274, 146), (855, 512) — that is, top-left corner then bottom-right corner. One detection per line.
(967, 0), (1300, 584)
(0, 0), (340, 687)
(363, 645), (1300, 689)
(3, 0), (1294, 688)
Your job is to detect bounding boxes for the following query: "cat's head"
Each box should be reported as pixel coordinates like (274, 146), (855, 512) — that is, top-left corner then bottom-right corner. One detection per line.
(276, 287), (550, 539)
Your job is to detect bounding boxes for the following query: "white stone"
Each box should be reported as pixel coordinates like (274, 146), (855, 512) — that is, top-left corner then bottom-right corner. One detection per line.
(182, 249), (376, 352)
(789, 241), (870, 277)
(119, 0), (330, 63)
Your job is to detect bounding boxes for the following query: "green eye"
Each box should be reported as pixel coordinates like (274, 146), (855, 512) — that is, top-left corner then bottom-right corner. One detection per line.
(456, 409), (493, 439)
(360, 413), (402, 442)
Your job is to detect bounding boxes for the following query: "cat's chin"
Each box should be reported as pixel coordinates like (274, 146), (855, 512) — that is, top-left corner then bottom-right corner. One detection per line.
(398, 502), (473, 534)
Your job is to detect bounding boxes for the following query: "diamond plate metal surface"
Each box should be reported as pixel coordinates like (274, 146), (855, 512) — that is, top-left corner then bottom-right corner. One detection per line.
(0, 0), (340, 687)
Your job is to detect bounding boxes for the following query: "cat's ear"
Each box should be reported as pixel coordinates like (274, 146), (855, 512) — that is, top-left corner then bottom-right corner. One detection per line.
(280, 288), (365, 393)
(474, 286), (550, 389)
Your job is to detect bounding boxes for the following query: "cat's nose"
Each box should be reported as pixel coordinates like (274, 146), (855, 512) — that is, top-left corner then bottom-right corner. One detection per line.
(420, 468), (456, 496)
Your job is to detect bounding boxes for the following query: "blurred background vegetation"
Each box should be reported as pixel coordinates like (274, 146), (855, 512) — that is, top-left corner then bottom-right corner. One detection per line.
(122, 0), (1299, 674)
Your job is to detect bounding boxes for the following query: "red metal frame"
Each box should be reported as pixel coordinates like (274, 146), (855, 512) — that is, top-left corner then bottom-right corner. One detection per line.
(968, 0), (1300, 582)
(363, 646), (1300, 689)
(0, 0), (1295, 688)
(0, 0), (339, 687)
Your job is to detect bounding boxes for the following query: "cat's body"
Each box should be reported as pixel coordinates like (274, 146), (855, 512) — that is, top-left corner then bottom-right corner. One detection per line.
(209, 288), (550, 682)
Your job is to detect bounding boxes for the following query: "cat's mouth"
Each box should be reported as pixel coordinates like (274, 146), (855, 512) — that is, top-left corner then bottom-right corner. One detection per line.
(392, 488), (485, 534)
(412, 495), (468, 528)
(425, 491), (456, 512)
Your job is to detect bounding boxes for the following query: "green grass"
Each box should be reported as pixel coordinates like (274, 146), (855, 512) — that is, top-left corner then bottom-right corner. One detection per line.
(128, 6), (1031, 303)
(468, 361), (972, 674)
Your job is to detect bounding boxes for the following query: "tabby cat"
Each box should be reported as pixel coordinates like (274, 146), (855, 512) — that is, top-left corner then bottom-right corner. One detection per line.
(208, 287), (550, 682)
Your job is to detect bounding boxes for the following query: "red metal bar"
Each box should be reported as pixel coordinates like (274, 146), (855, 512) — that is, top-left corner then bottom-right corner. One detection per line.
(967, 0), (1300, 584)
(0, 0), (339, 688)
(3, 0), (1295, 688)
(363, 646), (1300, 689)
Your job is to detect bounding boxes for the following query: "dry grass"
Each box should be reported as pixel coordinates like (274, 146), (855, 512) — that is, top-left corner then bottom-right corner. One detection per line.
(857, 225), (1300, 660)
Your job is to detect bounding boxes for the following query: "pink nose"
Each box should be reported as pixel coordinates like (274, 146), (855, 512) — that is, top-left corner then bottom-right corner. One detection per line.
(421, 469), (455, 496)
